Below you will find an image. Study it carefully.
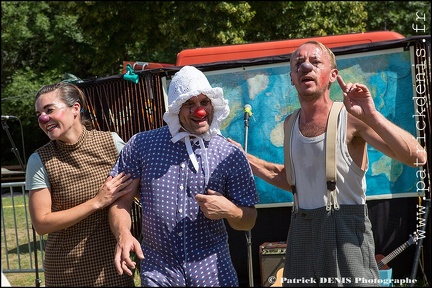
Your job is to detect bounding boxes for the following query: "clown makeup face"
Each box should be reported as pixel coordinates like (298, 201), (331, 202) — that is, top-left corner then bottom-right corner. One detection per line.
(289, 43), (338, 101)
(179, 94), (214, 135)
(35, 90), (80, 142)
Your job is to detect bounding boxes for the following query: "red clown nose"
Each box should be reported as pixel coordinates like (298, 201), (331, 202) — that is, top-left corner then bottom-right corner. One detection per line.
(193, 107), (206, 118)
(38, 114), (50, 124)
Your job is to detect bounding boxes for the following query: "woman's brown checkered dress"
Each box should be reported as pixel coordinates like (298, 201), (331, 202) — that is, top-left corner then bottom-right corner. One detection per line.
(37, 129), (134, 287)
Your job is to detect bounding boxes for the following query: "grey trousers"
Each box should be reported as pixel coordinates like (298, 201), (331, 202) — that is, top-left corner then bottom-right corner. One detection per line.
(282, 205), (380, 287)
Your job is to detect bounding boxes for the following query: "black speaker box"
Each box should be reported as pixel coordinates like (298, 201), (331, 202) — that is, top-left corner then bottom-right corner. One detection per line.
(259, 242), (286, 287)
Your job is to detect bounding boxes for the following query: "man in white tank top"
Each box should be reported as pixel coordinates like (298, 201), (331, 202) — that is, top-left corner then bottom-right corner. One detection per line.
(228, 41), (427, 287)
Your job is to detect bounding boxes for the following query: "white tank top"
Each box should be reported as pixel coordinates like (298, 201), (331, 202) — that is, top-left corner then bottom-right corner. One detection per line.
(291, 107), (367, 209)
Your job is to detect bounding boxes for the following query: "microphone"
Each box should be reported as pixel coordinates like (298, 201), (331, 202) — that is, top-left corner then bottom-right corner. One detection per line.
(244, 104), (252, 127)
(1, 115), (18, 121)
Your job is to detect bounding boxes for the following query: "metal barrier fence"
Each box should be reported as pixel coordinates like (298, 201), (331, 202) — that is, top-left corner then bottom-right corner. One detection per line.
(1, 181), (45, 287)
(1, 181), (142, 287)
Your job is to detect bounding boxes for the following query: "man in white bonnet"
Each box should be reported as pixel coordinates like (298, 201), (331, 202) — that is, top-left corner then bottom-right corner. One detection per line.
(108, 66), (259, 287)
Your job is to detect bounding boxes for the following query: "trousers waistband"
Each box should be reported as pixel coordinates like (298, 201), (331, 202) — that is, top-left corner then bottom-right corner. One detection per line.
(295, 204), (368, 218)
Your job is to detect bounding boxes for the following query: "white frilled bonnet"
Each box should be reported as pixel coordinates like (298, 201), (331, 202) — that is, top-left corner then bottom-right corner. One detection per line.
(163, 65), (230, 141)
(162, 66), (230, 184)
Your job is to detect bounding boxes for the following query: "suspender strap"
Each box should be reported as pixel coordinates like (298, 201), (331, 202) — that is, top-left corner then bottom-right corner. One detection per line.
(284, 109), (301, 189)
(326, 101), (343, 188)
(284, 109), (300, 213)
(325, 101), (343, 211)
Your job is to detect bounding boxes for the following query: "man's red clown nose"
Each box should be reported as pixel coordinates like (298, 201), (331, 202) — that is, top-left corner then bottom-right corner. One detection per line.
(194, 107), (206, 118)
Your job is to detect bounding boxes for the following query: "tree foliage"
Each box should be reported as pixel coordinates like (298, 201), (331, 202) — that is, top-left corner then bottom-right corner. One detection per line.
(1, 1), (430, 165)
(246, 1), (368, 41)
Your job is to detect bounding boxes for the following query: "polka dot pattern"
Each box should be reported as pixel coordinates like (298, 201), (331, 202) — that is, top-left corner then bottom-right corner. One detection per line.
(111, 126), (259, 286)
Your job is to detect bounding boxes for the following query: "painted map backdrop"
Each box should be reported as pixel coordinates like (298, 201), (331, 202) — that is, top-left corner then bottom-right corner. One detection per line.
(204, 48), (420, 205)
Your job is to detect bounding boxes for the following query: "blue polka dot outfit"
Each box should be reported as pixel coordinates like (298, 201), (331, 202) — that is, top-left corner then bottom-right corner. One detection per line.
(111, 126), (259, 287)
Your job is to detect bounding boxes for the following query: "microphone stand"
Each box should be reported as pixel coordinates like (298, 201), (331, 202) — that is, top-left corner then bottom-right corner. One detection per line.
(408, 198), (430, 287)
(1, 118), (41, 287)
(1, 119), (25, 171)
(243, 113), (254, 287)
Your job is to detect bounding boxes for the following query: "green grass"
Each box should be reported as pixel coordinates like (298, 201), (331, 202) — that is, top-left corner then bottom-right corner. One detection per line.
(1, 194), (46, 287)
(1, 194), (141, 287)
(1, 194), (44, 287)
